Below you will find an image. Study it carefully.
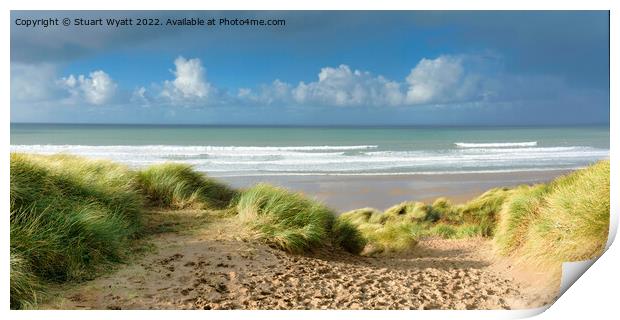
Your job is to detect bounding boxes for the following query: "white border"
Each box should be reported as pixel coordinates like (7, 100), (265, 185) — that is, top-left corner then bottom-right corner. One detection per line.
(2, 1), (617, 319)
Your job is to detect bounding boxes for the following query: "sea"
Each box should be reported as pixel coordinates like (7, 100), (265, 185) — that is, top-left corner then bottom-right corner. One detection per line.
(10, 124), (610, 177)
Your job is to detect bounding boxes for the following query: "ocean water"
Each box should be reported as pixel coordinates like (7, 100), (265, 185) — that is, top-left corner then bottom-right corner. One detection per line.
(10, 124), (610, 177)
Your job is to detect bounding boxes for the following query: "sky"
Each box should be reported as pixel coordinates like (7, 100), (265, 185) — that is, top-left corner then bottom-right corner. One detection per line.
(10, 11), (610, 125)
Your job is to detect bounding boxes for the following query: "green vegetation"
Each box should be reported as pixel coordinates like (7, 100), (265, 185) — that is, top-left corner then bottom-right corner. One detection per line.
(137, 163), (237, 209)
(10, 153), (143, 309)
(340, 161), (610, 259)
(11, 153), (609, 308)
(338, 207), (382, 225)
(9, 251), (42, 310)
(332, 218), (367, 254)
(9, 153), (235, 309)
(235, 183), (365, 254)
(494, 160), (610, 267)
(457, 188), (512, 236)
(384, 201), (440, 223)
(493, 184), (550, 254)
(340, 193), (509, 255)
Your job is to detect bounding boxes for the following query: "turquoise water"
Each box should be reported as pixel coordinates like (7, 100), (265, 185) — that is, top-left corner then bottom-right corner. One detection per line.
(10, 124), (609, 176)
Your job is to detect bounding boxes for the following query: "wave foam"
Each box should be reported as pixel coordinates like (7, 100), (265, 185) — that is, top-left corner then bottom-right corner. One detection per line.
(10, 143), (608, 176)
(455, 141), (537, 148)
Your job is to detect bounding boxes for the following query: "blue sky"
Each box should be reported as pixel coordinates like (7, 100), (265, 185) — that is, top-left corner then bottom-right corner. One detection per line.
(10, 11), (609, 125)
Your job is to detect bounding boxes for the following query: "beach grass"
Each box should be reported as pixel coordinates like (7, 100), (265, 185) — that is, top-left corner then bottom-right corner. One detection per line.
(235, 183), (333, 253)
(457, 188), (512, 236)
(332, 218), (367, 254)
(136, 163), (237, 209)
(494, 160), (610, 267)
(10, 153), (143, 309)
(384, 201), (440, 223)
(341, 161), (609, 259)
(340, 191), (510, 255)
(9, 251), (43, 309)
(338, 207), (383, 225)
(9, 153), (236, 309)
(235, 183), (366, 254)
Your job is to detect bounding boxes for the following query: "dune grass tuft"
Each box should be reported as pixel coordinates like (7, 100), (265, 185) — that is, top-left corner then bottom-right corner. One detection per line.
(136, 163), (237, 209)
(457, 187), (512, 236)
(332, 218), (367, 254)
(493, 184), (550, 254)
(339, 207), (382, 225)
(339, 206), (424, 255)
(494, 160), (610, 267)
(236, 184), (333, 253)
(340, 191), (506, 255)
(10, 251), (43, 310)
(235, 184), (367, 254)
(10, 153), (144, 309)
(384, 201), (439, 223)
(10, 154), (241, 309)
(341, 161), (609, 258)
(357, 221), (424, 255)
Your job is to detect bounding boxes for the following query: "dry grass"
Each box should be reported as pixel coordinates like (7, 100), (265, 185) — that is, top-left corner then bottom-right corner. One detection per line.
(495, 160), (610, 268)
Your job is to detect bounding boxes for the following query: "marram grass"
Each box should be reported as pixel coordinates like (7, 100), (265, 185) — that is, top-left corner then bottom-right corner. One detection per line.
(341, 161), (609, 260)
(10, 251), (42, 309)
(137, 163), (237, 209)
(494, 160), (610, 267)
(9, 153), (237, 309)
(10, 153), (143, 309)
(235, 183), (365, 254)
(340, 189), (511, 255)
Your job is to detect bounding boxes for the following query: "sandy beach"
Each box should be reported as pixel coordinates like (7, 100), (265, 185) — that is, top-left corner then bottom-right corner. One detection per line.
(45, 214), (559, 310)
(14, 153), (607, 310)
(219, 170), (571, 212)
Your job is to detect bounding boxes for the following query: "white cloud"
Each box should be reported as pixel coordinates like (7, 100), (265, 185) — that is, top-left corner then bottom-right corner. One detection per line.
(161, 56), (212, 101)
(405, 55), (480, 105)
(59, 70), (117, 105)
(83, 54), (496, 109)
(243, 57), (487, 108)
(12, 54), (542, 113)
(291, 65), (404, 107)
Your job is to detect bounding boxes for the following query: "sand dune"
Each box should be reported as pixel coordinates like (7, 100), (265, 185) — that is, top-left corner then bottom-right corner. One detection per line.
(46, 217), (559, 310)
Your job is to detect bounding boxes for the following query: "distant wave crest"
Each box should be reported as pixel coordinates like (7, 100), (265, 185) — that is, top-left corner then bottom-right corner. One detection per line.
(10, 144), (378, 152)
(454, 141), (538, 148)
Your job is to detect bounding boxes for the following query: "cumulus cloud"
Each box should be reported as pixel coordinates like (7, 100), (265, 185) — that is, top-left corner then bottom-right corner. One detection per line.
(52, 55), (497, 110)
(161, 56), (212, 101)
(240, 56), (487, 108)
(405, 55), (483, 105)
(11, 64), (118, 106)
(59, 70), (118, 105)
(291, 65), (404, 107)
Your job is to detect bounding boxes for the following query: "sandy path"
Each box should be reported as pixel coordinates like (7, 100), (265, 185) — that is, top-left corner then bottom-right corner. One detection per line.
(45, 215), (558, 310)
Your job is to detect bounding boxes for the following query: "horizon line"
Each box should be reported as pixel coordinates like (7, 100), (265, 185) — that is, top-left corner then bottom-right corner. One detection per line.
(9, 122), (611, 128)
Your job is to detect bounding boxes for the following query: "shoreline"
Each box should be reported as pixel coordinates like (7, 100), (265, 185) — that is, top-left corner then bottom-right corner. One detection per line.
(217, 169), (572, 212)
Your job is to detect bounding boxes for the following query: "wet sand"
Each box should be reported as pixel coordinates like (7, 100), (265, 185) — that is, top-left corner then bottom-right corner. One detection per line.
(46, 216), (558, 310)
(217, 170), (570, 212)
